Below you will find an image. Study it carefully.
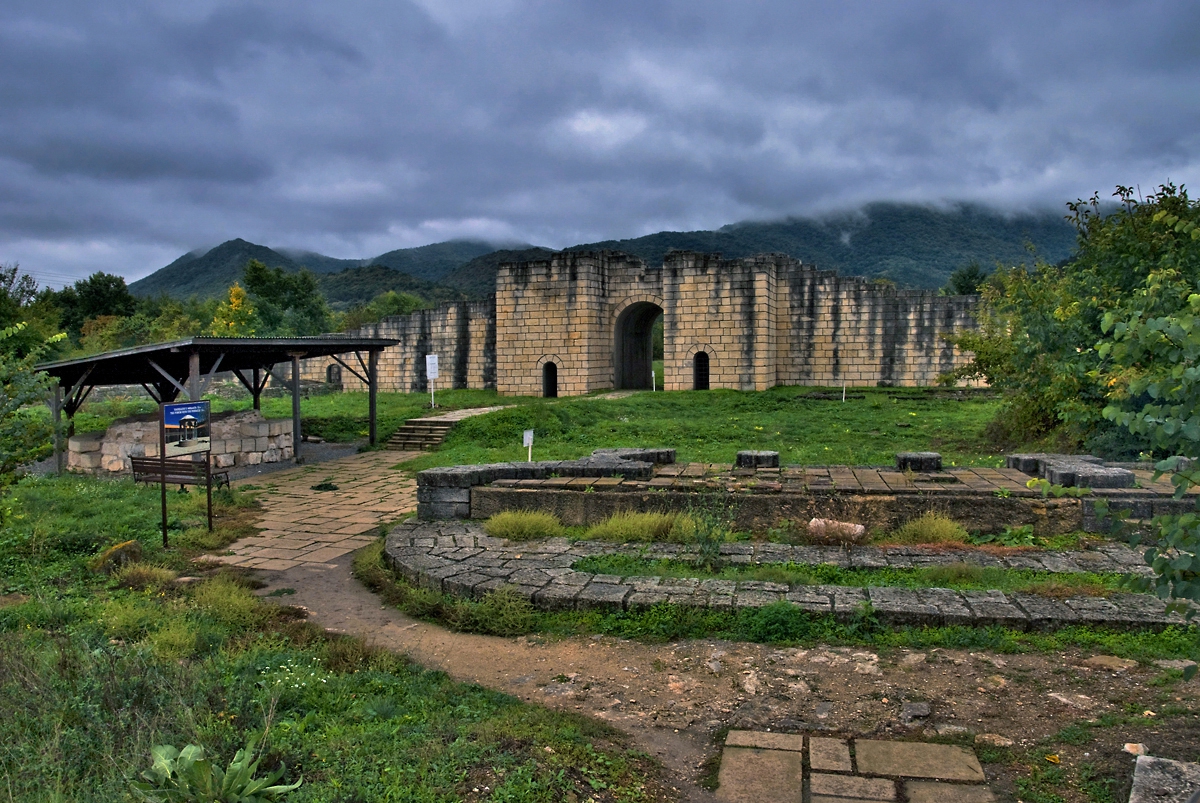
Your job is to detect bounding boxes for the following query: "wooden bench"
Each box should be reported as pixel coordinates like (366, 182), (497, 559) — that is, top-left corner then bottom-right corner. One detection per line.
(130, 456), (230, 490)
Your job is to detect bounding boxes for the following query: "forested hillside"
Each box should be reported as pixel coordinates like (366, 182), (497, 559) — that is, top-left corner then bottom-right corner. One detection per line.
(127, 202), (1077, 304)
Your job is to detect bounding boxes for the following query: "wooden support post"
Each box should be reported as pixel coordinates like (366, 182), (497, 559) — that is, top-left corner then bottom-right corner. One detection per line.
(291, 354), (302, 463)
(368, 350), (378, 446)
(188, 352), (201, 400)
(53, 384), (64, 475)
(252, 368), (261, 410)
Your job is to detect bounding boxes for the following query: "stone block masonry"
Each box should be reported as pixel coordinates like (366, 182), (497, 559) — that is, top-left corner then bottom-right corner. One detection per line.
(383, 520), (1185, 631)
(67, 410), (292, 474)
(303, 250), (978, 396)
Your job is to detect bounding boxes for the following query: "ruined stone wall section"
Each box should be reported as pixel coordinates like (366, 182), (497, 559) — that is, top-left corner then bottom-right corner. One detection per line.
(661, 253), (760, 391)
(496, 252), (651, 396)
(301, 299), (496, 392)
(778, 264), (976, 387)
(300, 250), (976, 397)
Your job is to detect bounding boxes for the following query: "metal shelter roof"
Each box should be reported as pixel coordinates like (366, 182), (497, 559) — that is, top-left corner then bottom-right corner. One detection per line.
(37, 336), (397, 391)
(39, 336), (400, 457)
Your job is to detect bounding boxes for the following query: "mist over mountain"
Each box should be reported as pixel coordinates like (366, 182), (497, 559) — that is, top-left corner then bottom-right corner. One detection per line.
(128, 202), (1077, 306)
(567, 202), (1076, 288)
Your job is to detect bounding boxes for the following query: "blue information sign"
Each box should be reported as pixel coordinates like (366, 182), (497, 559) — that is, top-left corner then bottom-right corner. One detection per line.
(162, 400), (212, 457)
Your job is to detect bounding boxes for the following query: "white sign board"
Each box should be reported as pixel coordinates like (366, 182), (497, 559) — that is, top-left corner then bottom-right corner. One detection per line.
(425, 354), (439, 380)
(523, 429), (534, 447)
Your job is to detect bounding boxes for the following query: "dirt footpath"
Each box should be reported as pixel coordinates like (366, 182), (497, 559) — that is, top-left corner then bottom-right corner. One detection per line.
(257, 555), (1199, 803)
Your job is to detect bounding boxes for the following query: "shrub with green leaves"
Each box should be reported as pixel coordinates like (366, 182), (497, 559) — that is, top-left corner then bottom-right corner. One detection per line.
(483, 510), (564, 541)
(130, 740), (301, 802)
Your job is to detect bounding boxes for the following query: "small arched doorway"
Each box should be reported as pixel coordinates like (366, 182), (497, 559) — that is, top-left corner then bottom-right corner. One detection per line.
(542, 361), (558, 398)
(614, 301), (663, 390)
(693, 351), (710, 390)
(326, 363), (342, 386)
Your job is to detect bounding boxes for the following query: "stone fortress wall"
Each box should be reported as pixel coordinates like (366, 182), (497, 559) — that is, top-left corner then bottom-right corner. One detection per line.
(303, 250), (978, 396)
(300, 299), (495, 392)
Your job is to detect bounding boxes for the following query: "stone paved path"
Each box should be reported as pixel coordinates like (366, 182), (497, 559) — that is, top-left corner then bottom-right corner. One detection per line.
(202, 450), (421, 571)
(716, 731), (993, 802)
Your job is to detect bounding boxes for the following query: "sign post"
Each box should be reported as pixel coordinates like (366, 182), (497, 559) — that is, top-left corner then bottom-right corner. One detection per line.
(159, 400), (213, 546)
(523, 429), (534, 462)
(426, 354), (439, 408)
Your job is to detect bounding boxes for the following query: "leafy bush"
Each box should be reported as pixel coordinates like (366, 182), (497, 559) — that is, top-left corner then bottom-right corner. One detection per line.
(483, 510), (564, 541)
(883, 512), (969, 545)
(970, 524), (1037, 547)
(130, 740), (301, 802)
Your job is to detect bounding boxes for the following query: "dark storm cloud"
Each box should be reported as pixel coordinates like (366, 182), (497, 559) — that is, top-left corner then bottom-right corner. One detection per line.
(0, 0), (1197, 284)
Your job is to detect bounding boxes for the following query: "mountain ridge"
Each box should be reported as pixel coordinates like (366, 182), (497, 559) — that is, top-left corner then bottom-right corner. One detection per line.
(128, 201), (1079, 304)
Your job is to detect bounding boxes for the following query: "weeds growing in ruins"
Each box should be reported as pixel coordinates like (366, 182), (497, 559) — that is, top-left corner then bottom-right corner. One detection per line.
(483, 509), (566, 540)
(876, 512), (970, 545)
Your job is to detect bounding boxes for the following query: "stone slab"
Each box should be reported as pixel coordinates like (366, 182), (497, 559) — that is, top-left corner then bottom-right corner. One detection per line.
(905, 781), (995, 803)
(854, 741), (985, 782)
(1128, 756), (1200, 803)
(724, 730), (804, 752)
(715, 747), (803, 803)
(809, 773), (895, 800)
(809, 737), (852, 772)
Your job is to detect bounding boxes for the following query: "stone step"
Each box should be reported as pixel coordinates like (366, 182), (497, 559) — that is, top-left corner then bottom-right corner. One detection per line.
(385, 417), (459, 451)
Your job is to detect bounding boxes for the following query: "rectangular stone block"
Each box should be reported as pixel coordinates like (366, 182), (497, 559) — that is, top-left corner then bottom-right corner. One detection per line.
(417, 487), (471, 504)
(716, 747), (803, 803)
(854, 741), (985, 782)
(809, 737), (852, 772)
(417, 501), (471, 520)
(724, 731), (804, 752)
(810, 773), (895, 800)
(905, 781), (994, 803)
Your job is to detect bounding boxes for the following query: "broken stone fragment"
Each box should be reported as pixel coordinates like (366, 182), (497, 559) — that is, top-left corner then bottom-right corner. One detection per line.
(1081, 655), (1138, 672)
(807, 517), (868, 545)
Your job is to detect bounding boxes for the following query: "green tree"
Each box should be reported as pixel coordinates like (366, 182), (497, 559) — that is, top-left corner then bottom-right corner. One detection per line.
(340, 290), (426, 331)
(1090, 184), (1200, 609)
(242, 260), (332, 336)
(945, 188), (1184, 456)
(0, 323), (64, 519)
(209, 283), (260, 337)
(53, 272), (137, 338)
(941, 261), (989, 295)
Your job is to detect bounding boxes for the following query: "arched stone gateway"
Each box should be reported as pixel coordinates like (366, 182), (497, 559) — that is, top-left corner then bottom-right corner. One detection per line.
(308, 250), (979, 397)
(613, 300), (663, 390)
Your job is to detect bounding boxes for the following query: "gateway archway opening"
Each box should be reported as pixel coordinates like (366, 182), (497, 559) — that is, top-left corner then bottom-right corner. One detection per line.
(693, 351), (710, 390)
(542, 361), (558, 398)
(614, 302), (663, 390)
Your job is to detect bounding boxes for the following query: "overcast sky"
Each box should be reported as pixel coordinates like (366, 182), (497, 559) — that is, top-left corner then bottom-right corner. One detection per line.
(2, 1), (1198, 287)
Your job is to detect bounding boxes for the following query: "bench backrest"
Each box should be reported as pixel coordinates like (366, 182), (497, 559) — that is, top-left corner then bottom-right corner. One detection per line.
(130, 457), (209, 476)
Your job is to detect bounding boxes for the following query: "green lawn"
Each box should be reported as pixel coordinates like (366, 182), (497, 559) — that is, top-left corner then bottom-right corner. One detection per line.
(402, 385), (1005, 470)
(56, 385), (1004, 469)
(572, 554), (1125, 597)
(0, 475), (663, 802)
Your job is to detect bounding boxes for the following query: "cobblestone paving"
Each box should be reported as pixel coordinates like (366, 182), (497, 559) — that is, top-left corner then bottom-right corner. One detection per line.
(201, 451), (421, 572)
(384, 520), (1186, 629)
(716, 731), (993, 802)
